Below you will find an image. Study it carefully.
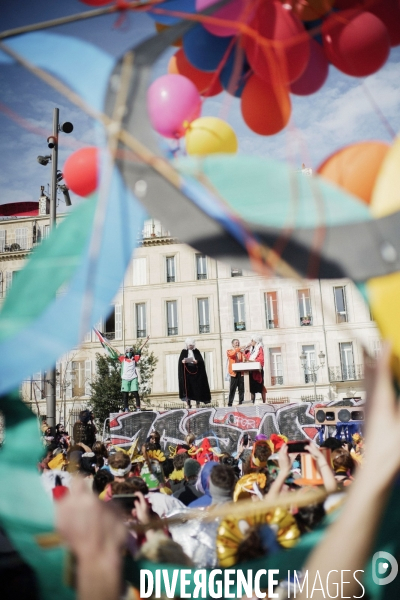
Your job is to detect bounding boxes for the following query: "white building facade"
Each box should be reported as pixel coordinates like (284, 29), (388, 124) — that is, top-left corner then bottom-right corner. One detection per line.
(1, 213), (380, 422)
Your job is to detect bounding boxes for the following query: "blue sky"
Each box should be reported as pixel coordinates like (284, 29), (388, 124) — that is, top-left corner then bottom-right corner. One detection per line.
(0, 0), (399, 207)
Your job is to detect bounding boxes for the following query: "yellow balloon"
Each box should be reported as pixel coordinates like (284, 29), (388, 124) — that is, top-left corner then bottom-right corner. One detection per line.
(367, 135), (400, 369)
(185, 117), (238, 156)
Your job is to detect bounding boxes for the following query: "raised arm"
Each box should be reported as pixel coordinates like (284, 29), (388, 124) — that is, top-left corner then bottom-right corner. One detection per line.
(301, 344), (400, 599)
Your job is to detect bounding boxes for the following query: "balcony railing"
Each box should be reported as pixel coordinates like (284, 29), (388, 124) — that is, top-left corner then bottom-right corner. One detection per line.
(329, 364), (364, 382)
(271, 375), (284, 386)
(199, 324), (210, 334)
(234, 321), (246, 331)
(197, 273), (207, 280)
(267, 319), (279, 329)
(231, 269), (242, 277)
(137, 329), (147, 338)
(167, 275), (175, 283)
(168, 327), (178, 336)
(0, 236), (44, 254)
(104, 331), (115, 340)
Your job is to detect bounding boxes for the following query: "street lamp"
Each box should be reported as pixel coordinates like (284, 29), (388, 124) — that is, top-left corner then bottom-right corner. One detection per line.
(37, 108), (73, 428)
(300, 350), (325, 401)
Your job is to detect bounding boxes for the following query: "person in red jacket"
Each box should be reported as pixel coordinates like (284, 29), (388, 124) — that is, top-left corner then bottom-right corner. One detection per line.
(226, 339), (245, 406)
(245, 335), (267, 404)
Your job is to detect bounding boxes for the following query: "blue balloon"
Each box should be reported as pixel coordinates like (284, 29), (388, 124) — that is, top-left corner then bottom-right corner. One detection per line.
(148, 0), (196, 26)
(219, 44), (252, 98)
(183, 25), (234, 72)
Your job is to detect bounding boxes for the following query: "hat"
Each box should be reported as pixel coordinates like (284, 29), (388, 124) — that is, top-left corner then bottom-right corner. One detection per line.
(184, 458), (201, 480)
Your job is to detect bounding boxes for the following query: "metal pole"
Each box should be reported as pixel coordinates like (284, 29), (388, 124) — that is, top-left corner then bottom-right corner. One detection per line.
(313, 366), (317, 402)
(46, 107), (59, 428)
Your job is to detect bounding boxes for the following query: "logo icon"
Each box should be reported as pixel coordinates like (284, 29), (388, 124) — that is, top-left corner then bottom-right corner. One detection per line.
(372, 551), (398, 586)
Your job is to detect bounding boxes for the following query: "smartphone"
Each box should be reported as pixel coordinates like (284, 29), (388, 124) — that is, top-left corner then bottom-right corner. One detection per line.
(286, 440), (309, 454)
(243, 433), (249, 447)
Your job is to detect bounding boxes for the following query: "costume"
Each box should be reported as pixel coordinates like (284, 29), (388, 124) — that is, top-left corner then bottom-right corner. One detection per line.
(118, 348), (141, 411)
(245, 339), (265, 399)
(178, 338), (211, 407)
(226, 347), (244, 406)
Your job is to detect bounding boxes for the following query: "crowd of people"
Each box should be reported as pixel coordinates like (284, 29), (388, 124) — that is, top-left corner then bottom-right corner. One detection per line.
(3, 345), (400, 600)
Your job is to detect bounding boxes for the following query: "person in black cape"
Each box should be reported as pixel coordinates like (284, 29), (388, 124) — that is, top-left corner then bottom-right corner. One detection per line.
(178, 338), (211, 409)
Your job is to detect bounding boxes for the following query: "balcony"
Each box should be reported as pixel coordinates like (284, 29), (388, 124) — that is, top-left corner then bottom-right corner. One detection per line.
(0, 236), (42, 254)
(103, 331), (115, 341)
(271, 375), (284, 386)
(199, 324), (210, 334)
(329, 364), (364, 382)
(168, 327), (178, 336)
(197, 273), (207, 280)
(137, 329), (147, 338)
(167, 275), (175, 283)
(234, 321), (246, 331)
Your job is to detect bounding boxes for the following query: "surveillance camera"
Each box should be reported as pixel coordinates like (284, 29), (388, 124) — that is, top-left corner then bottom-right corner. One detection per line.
(37, 155), (51, 166)
(47, 135), (57, 149)
(58, 184), (72, 207)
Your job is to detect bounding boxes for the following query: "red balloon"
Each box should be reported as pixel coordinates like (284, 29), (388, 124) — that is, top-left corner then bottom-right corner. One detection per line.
(291, 38), (329, 95)
(63, 147), (98, 197)
(322, 10), (390, 77)
(168, 49), (223, 97)
(80, 0), (113, 5)
(241, 74), (291, 135)
(242, 1), (310, 84)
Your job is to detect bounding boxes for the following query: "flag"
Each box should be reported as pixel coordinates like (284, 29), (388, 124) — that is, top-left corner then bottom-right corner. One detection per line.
(93, 327), (120, 361)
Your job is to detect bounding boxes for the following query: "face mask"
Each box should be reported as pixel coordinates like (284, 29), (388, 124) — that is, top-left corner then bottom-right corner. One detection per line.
(126, 352), (133, 358)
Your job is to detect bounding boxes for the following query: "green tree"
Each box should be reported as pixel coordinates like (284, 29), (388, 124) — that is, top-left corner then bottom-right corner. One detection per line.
(88, 348), (158, 424)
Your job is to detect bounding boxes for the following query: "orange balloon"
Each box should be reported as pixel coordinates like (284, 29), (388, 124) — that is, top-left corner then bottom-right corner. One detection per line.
(155, 22), (182, 47)
(317, 141), (390, 205)
(168, 49), (223, 97)
(241, 74), (291, 136)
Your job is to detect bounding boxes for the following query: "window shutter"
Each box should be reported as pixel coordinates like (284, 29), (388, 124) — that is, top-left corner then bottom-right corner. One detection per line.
(133, 257), (147, 286)
(202, 351), (215, 390)
(16, 227), (28, 250)
(0, 272), (3, 298)
(56, 362), (61, 399)
(85, 360), (92, 396)
(114, 304), (123, 340)
(84, 329), (92, 343)
(166, 354), (179, 393)
(0, 230), (5, 252)
(5, 271), (12, 292)
(65, 362), (73, 399)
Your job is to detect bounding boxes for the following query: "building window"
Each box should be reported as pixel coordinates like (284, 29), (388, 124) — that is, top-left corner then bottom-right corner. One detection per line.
(71, 361), (85, 397)
(0, 272), (3, 298)
(166, 256), (176, 283)
(104, 310), (115, 340)
(132, 257), (147, 286)
(231, 267), (242, 277)
(0, 230), (6, 252)
(269, 347), (283, 385)
(136, 303), (147, 338)
(5, 271), (12, 294)
(298, 288), (312, 326)
(334, 286), (348, 323)
(233, 295), (246, 331)
(265, 291), (279, 329)
(340, 342), (355, 380)
(196, 254), (207, 280)
(198, 298), (210, 334)
(44, 224), (50, 239)
(302, 344), (316, 383)
(166, 300), (178, 336)
(15, 227), (28, 250)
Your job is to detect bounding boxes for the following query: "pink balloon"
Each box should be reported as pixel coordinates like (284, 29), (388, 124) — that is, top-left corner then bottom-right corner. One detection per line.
(147, 74), (202, 139)
(290, 39), (329, 95)
(196, 0), (247, 37)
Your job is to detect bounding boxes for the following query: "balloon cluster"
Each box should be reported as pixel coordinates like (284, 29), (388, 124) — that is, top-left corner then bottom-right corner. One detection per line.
(146, 0), (398, 141)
